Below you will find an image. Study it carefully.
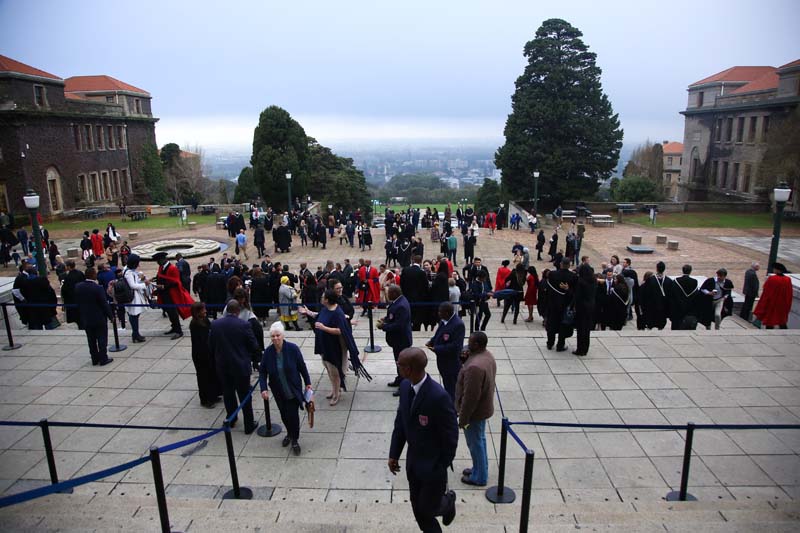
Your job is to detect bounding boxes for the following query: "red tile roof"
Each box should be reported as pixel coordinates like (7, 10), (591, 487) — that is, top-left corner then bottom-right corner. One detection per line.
(778, 59), (800, 70)
(65, 75), (149, 96)
(64, 93), (87, 100)
(730, 71), (779, 94)
(0, 54), (61, 80)
(662, 141), (683, 155)
(690, 66), (775, 87)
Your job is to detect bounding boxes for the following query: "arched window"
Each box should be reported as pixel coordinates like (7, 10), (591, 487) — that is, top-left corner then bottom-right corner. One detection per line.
(46, 166), (63, 213)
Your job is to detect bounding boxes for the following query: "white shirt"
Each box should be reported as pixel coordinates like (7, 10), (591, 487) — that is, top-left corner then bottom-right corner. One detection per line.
(412, 373), (428, 397)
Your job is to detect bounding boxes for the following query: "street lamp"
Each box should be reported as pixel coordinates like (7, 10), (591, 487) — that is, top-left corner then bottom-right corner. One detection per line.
(23, 189), (47, 277)
(285, 173), (292, 211)
(533, 171), (540, 214)
(767, 181), (792, 272)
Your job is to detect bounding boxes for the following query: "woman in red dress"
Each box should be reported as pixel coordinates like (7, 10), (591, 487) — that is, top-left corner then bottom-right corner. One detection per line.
(753, 262), (793, 329)
(524, 266), (540, 322)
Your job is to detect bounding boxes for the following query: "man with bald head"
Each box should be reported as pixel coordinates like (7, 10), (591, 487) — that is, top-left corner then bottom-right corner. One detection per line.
(389, 348), (458, 532)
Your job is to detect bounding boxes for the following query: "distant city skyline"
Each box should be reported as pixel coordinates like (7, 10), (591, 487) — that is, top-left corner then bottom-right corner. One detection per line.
(2, 0), (798, 151)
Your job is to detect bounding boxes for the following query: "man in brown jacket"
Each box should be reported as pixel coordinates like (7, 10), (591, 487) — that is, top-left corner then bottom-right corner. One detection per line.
(455, 331), (496, 486)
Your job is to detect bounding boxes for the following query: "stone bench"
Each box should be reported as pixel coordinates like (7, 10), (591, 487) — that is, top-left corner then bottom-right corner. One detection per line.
(631, 235), (642, 245)
(129, 232), (138, 241)
(188, 222), (197, 230)
(667, 240), (679, 251)
(216, 221), (225, 230)
(592, 219), (615, 228)
(656, 235), (668, 245)
(66, 248), (79, 258)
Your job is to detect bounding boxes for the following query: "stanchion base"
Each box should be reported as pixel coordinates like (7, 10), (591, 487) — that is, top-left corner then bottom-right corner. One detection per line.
(485, 485), (516, 504)
(364, 345), (382, 353)
(257, 423), (283, 438)
(109, 344), (128, 352)
(665, 491), (697, 502)
(222, 486), (253, 500)
(2, 344), (22, 351)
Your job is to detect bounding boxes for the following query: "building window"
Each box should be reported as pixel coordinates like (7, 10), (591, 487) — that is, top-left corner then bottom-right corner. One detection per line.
(100, 171), (110, 200)
(720, 161), (729, 188)
(711, 161), (718, 185)
(736, 117), (745, 143)
(725, 118), (733, 142)
(679, 157), (682, 166)
(111, 170), (120, 198)
(83, 125), (94, 151)
(88, 172), (99, 202)
(0, 183), (9, 212)
(46, 167), (63, 213)
(116, 126), (126, 149)
(121, 169), (130, 195)
(748, 117), (758, 142)
(743, 163), (752, 193)
(667, 156), (673, 166)
(732, 163), (740, 190)
(762, 115), (770, 140)
(134, 98), (142, 114)
(73, 124), (82, 151)
(78, 174), (87, 200)
(697, 91), (704, 107)
(107, 125), (115, 150)
(96, 125), (105, 150)
(106, 95), (115, 103)
(714, 119), (722, 142)
(33, 85), (46, 107)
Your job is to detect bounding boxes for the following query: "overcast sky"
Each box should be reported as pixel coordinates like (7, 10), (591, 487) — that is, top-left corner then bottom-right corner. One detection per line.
(1, 0), (798, 151)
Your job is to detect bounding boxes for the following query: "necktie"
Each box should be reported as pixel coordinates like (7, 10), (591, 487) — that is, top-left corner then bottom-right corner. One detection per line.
(607, 282), (612, 295)
(409, 387), (416, 411)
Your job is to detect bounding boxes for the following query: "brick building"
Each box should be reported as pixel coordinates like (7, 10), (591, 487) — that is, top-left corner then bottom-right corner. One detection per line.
(661, 141), (683, 201)
(0, 55), (158, 217)
(677, 59), (800, 205)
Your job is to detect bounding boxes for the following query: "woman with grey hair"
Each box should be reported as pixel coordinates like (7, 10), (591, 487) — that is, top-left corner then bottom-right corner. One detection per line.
(259, 321), (312, 455)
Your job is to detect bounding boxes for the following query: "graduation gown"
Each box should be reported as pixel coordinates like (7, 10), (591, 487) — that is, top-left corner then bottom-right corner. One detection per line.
(156, 262), (194, 319)
(753, 274), (793, 327)
(639, 275), (673, 330)
(669, 275), (699, 330)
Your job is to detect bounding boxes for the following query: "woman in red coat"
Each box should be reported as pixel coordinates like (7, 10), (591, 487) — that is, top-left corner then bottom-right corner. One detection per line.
(495, 259), (512, 308)
(524, 266), (539, 322)
(90, 229), (104, 258)
(753, 262), (793, 329)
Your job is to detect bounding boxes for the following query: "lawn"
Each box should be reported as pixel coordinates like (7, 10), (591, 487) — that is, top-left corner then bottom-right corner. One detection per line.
(627, 211), (799, 229)
(41, 213), (220, 232)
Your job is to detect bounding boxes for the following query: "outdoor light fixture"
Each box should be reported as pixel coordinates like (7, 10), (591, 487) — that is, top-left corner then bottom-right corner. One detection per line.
(24, 189), (47, 277)
(23, 189), (39, 209)
(767, 181), (792, 272)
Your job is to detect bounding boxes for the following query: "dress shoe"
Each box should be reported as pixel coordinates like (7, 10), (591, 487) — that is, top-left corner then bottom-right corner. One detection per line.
(571, 350), (586, 356)
(291, 441), (301, 456)
(170, 332), (183, 340)
(392, 390), (400, 397)
(163, 329), (177, 336)
(133, 336), (147, 343)
(282, 436), (291, 447)
(229, 418), (238, 428)
(244, 423), (259, 435)
(546, 344), (553, 350)
(462, 468), (472, 477)
(556, 346), (568, 352)
(99, 358), (114, 366)
(461, 475), (486, 486)
(200, 401), (216, 409)
(442, 490), (456, 526)
(388, 377), (402, 387)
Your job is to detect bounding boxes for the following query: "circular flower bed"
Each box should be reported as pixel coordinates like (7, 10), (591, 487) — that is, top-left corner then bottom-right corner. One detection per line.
(130, 238), (223, 260)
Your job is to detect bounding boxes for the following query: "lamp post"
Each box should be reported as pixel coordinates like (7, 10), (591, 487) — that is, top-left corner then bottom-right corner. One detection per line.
(23, 189), (47, 277)
(285, 173), (292, 211)
(767, 181), (792, 272)
(533, 171), (540, 214)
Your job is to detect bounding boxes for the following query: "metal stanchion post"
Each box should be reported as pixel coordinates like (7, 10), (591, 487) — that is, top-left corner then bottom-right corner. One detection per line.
(257, 396), (283, 438)
(364, 303), (381, 353)
(667, 422), (697, 501)
(222, 421), (253, 499)
(1, 303), (21, 351)
(485, 417), (516, 503)
(108, 304), (127, 352)
(149, 446), (171, 533)
(519, 449), (535, 533)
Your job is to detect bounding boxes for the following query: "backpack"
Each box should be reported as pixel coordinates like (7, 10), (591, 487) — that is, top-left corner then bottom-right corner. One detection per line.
(113, 273), (134, 304)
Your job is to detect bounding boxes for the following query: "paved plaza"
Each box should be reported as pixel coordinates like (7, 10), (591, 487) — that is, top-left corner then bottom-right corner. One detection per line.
(716, 237), (800, 266)
(1, 221), (799, 529)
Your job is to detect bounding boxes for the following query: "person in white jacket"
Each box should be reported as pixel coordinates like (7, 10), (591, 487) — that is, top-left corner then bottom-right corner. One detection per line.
(123, 254), (150, 343)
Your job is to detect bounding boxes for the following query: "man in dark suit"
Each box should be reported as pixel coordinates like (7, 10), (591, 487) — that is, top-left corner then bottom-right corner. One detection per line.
(545, 258), (576, 352)
(175, 253), (191, 293)
(401, 255), (429, 331)
(740, 262), (760, 321)
(74, 267), (114, 366)
(426, 302), (464, 401)
(379, 285), (413, 396)
(389, 347), (458, 533)
(669, 264), (699, 330)
(209, 300), (260, 434)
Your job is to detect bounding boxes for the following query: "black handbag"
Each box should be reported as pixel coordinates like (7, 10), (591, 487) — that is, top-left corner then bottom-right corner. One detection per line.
(562, 307), (575, 327)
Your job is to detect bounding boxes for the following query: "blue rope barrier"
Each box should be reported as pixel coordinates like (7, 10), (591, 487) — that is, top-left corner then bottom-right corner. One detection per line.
(505, 424), (529, 453)
(510, 420), (800, 431)
(0, 420), (218, 432)
(225, 383), (258, 425)
(157, 427), (224, 454)
(494, 385), (505, 418)
(0, 455), (150, 508)
(0, 421), (39, 428)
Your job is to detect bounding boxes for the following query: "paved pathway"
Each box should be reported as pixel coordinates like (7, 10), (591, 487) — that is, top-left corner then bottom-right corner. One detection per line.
(716, 237), (800, 266)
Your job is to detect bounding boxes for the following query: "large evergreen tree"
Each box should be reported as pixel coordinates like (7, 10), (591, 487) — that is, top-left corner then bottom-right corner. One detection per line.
(233, 166), (258, 203)
(495, 18), (623, 205)
(251, 106), (309, 210)
(475, 178), (501, 215)
(307, 138), (371, 215)
(139, 142), (168, 204)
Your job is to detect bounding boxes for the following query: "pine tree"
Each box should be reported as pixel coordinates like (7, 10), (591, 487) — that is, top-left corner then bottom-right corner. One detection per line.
(495, 19), (623, 205)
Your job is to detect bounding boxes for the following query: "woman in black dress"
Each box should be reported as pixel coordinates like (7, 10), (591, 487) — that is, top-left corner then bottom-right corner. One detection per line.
(536, 230), (546, 261)
(189, 302), (220, 407)
(573, 265), (596, 356)
(547, 231), (558, 261)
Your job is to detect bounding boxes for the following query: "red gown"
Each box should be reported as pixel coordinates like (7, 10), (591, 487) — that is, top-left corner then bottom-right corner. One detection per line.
(358, 265), (381, 304)
(495, 266), (511, 293)
(90, 233), (104, 257)
(753, 274), (793, 327)
(486, 212), (497, 230)
(524, 274), (538, 306)
(156, 262), (195, 319)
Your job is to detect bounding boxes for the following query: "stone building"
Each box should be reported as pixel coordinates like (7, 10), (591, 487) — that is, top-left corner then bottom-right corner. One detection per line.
(0, 55), (158, 217)
(678, 59), (800, 204)
(661, 141), (683, 201)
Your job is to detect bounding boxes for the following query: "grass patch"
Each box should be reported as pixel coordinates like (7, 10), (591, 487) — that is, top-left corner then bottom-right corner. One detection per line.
(627, 211), (799, 229)
(41, 214), (221, 232)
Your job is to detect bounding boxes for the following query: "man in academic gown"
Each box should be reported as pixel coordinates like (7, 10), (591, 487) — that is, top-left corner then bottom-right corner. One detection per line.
(668, 264), (699, 330)
(639, 261), (673, 330)
(753, 262), (793, 329)
(401, 255), (429, 331)
(154, 251), (194, 339)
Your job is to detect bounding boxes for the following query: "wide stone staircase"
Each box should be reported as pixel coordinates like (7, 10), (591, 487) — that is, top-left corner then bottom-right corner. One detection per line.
(1, 491), (798, 532)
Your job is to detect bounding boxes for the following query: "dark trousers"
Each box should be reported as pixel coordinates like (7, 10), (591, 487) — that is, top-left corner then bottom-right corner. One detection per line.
(221, 374), (254, 430)
(20, 241), (29, 256)
(474, 302), (491, 331)
(128, 313), (141, 339)
(501, 296), (520, 323)
(84, 324), (109, 364)
(546, 314), (566, 349)
(165, 306), (182, 333)
(193, 352), (219, 405)
(391, 342), (411, 377)
(440, 371), (457, 402)
(575, 314), (592, 355)
(739, 295), (755, 321)
(274, 394), (301, 441)
(408, 466), (450, 533)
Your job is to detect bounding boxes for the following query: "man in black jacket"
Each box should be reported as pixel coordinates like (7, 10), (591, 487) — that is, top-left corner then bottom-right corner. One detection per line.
(740, 262), (760, 321)
(669, 264), (699, 330)
(545, 259), (576, 352)
(401, 255), (429, 331)
(75, 267), (114, 366)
